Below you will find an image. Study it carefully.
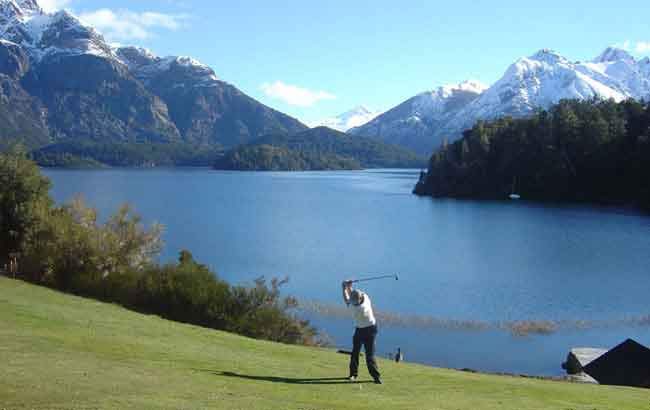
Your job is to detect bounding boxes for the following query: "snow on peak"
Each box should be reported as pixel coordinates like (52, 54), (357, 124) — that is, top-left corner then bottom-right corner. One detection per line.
(0, 0), (40, 19)
(433, 80), (487, 98)
(116, 46), (159, 69)
(161, 56), (218, 81)
(594, 47), (635, 64)
(529, 48), (568, 65)
(348, 105), (372, 115)
(0, 1), (118, 62)
(639, 57), (650, 77)
(417, 80), (485, 103)
(455, 80), (488, 94)
(15, 0), (40, 12)
(175, 56), (209, 69)
(120, 50), (219, 87)
(313, 106), (381, 132)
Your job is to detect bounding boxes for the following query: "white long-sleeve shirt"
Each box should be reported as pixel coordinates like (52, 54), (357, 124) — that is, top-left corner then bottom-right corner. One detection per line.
(349, 293), (376, 328)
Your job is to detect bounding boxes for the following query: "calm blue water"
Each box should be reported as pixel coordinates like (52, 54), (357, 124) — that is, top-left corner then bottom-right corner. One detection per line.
(44, 168), (650, 375)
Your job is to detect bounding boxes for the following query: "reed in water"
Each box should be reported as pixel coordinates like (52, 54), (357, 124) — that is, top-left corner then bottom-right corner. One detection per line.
(297, 300), (650, 337)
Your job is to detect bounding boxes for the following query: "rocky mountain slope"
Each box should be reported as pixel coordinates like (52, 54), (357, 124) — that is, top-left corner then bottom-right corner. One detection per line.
(351, 81), (486, 154)
(117, 47), (307, 147)
(0, 37), (49, 148)
(0, 0), (306, 152)
(351, 48), (650, 155)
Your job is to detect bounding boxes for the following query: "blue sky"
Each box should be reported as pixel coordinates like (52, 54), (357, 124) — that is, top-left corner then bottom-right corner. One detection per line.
(45, 0), (650, 125)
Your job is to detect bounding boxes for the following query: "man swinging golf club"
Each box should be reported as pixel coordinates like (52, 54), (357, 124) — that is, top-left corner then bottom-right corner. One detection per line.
(342, 280), (382, 384)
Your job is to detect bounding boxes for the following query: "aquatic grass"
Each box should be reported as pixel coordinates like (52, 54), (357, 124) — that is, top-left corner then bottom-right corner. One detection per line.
(505, 320), (558, 337)
(297, 300), (650, 337)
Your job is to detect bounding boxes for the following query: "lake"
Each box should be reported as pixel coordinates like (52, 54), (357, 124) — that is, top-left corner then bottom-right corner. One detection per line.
(44, 168), (650, 376)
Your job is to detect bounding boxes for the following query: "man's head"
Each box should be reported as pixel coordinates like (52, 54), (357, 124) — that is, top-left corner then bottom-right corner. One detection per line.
(350, 289), (364, 306)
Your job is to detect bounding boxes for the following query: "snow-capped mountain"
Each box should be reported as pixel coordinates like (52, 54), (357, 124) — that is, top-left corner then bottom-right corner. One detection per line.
(0, 0), (115, 62)
(0, 0), (306, 148)
(116, 46), (219, 87)
(350, 80), (487, 154)
(352, 48), (650, 155)
(313, 106), (381, 132)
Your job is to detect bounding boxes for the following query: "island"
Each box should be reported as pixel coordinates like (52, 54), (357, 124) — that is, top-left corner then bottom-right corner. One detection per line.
(213, 126), (426, 171)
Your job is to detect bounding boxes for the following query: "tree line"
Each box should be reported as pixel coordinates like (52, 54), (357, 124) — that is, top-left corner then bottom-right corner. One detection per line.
(414, 98), (650, 211)
(0, 147), (317, 345)
(30, 141), (224, 168)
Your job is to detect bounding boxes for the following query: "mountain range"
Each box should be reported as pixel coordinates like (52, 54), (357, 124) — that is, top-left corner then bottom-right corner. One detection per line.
(3, 0), (650, 163)
(350, 48), (650, 155)
(0, 0), (306, 151)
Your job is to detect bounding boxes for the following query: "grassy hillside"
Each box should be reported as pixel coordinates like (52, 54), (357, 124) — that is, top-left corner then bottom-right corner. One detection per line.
(1, 276), (648, 409)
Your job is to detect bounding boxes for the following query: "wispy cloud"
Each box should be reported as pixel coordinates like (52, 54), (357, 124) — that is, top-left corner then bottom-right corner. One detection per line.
(616, 40), (631, 51)
(38, 0), (71, 13)
(615, 40), (650, 55)
(78, 9), (189, 42)
(635, 41), (650, 54)
(261, 81), (336, 107)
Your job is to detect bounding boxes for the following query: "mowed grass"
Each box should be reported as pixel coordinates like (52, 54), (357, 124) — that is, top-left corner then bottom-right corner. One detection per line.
(1, 277), (648, 410)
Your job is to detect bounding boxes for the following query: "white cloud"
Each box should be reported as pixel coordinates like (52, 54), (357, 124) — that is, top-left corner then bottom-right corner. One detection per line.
(78, 9), (189, 41)
(635, 41), (650, 54)
(38, 0), (71, 13)
(261, 81), (336, 107)
(616, 40), (631, 51)
(615, 40), (650, 55)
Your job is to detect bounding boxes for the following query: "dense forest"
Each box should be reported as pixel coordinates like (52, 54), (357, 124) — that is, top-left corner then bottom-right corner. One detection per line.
(30, 141), (224, 168)
(214, 126), (426, 171)
(214, 143), (361, 171)
(414, 99), (650, 210)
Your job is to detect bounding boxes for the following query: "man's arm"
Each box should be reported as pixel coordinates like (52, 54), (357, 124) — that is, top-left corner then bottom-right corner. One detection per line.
(342, 280), (352, 305)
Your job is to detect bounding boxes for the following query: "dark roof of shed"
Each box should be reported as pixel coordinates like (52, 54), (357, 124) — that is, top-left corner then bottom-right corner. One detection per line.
(584, 338), (650, 388)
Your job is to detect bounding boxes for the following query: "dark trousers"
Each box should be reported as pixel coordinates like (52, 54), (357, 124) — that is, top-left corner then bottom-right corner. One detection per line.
(349, 325), (381, 380)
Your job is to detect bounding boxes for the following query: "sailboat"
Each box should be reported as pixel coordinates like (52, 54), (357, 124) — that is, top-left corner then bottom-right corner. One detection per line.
(509, 177), (521, 200)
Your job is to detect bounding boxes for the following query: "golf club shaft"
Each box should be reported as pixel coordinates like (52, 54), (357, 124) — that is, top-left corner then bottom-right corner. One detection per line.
(351, 274), (397, 283)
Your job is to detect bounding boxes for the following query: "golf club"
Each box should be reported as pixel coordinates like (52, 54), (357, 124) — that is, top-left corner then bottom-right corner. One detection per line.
(351, 274), (399, 283)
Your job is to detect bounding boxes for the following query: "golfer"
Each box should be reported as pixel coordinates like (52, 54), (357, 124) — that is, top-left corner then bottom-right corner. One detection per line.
(342, 280), (382, 384)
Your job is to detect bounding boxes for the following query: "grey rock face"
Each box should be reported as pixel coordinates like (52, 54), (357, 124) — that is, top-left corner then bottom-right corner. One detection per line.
(119, 48), (308, 147)
(0, 39), (48, 146)
(0, 39), (29, 78)
(25, 53), (180, 143)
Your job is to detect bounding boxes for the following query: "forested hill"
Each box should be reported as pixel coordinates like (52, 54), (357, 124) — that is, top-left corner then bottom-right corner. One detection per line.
(414, 99), (650, 210)
(213, 127), (426, 171)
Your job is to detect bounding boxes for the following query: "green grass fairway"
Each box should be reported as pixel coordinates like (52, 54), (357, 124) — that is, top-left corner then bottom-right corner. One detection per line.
(1, 276), (648, 409)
